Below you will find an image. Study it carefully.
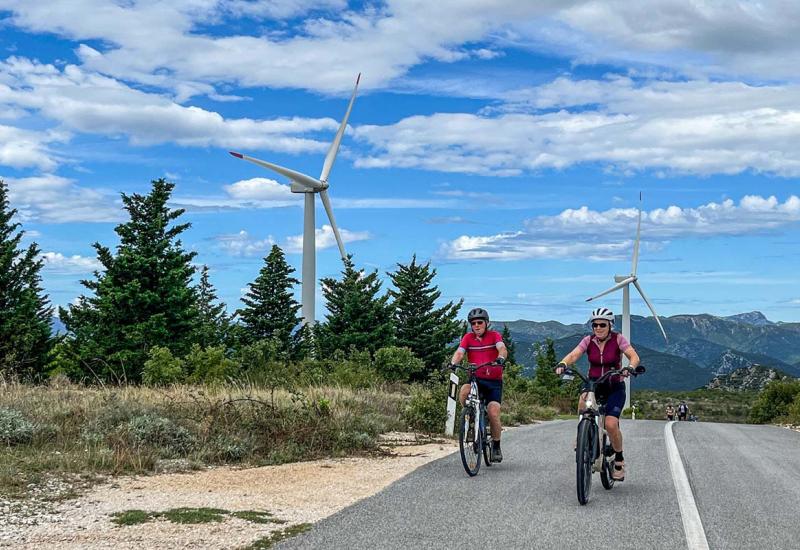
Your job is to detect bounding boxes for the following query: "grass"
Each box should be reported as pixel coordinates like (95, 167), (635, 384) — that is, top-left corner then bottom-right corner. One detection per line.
(246, 523), (312, 549)
(110, 507), (286, 526)
(631, 388), (758, 423)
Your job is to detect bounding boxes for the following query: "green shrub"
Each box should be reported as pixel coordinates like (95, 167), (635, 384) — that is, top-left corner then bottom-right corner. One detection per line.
(142, 347), (184, 386)
(749, 379), (800, 424)
(373, 346), (424, 382)
(0, 408), (35, 445)
(185, 345), (238, 383)
(120, 414), (195, 457)
(402, 383), (447, 433)
(328, 348), (381, 388)
(786, 393), (800, 425)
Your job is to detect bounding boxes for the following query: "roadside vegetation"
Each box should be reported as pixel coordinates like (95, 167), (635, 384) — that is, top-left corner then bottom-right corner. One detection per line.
(629, 389), (757, 423)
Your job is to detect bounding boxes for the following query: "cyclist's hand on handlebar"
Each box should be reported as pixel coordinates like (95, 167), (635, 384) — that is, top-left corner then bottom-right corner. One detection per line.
(495, 357), (506, 366)
(554, 362), (567, 375)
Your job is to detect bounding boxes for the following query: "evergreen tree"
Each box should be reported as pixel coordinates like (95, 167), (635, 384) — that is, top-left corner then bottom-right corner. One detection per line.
(532, 338), (560, 399)
(237, 245), (304, 357)
(194, 265), (231, 348)
(501, 324), (517, 364)
(60, 179), (198, 382)
(317, 255), (393, 355)
(0, 180), (53, 380)
(387, 255), (462, 378)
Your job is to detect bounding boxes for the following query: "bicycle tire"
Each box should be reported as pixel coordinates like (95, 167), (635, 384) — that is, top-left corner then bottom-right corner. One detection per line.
(576, 418), (594, 505)
(482, 408), (492, 467)
(459, 405), (481, 476)
(600, 432), (615, 490)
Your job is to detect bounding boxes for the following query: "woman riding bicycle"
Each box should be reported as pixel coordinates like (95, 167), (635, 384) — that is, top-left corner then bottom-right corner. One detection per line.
(555, 307), (640, 482)
(450, 307), (508, 463)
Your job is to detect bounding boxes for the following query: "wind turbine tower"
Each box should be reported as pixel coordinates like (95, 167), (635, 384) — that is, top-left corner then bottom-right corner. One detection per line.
(586, 194), (667, 410)
(230, 74), (360, 326)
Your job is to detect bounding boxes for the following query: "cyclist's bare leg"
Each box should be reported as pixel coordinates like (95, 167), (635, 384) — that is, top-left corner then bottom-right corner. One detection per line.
(604, 415), (622, 451)
(487, 401), (501, 440)
(458, 384), (471, 406)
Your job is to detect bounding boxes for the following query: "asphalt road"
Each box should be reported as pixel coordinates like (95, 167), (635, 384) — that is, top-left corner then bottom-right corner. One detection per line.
(277, 420), (800, 549)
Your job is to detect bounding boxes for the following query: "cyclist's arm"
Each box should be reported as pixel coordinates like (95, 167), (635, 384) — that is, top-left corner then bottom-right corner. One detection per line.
(450, 347), (466, 366)
(558, 344), (585, 367)
(495, 341), (507, 361)
(622, 345), (640, 369)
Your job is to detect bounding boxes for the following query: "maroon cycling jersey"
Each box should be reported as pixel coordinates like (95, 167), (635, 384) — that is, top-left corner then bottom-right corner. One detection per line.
(458, 330), (504, 380)
(579, 331), (630, 384)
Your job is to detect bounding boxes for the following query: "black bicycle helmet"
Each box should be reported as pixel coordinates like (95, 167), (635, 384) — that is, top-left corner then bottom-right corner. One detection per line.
(467, 307), (489, 322)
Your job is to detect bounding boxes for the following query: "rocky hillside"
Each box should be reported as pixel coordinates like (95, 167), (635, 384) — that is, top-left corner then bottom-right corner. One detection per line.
(704, 365), (795, 392)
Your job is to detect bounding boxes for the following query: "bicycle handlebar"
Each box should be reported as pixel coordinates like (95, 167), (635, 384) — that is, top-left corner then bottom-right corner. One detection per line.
(558, 364), (645, 385)
(442, 361), (505, 373)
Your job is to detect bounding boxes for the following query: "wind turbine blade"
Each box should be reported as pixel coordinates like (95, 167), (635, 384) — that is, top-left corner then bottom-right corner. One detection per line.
(229, 151), (323, 191)
(319, 189), (346, 259)
(633, 279), (668, 343)
(319, 73), (361, 183)
(586, 276), (636, 302)
(632, 195), (642, 276)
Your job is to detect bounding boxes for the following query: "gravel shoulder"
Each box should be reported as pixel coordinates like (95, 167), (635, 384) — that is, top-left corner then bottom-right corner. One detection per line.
(1, 435), (456, 549)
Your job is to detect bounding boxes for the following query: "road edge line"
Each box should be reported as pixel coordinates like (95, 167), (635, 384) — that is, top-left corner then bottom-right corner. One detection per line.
(664, 421), (710, 550)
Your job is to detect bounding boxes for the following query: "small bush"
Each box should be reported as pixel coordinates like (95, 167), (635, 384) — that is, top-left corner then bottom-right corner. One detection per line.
(185, 345), (238, 383)
(402, 384), (447, 433)
(785, 392), (800, 425)
(142, 347), (184, 386)
(749, 379), (800, 424)
(0, 408), (35, 445)
(120, 414), (195, 457)
(374, 347), (424, 382)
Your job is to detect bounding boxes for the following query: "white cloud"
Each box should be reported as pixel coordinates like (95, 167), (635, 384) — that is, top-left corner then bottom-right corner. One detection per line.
(439, 195), (800, 261)
(4, 174), (121, 223)
(0, 124), (67, 170)
(216, 230), (276, 257)
(355, 77), (800, 177)
(285, 224), (370, 253)
(224, 177), (295, 201)
(40, 252), (102, 274)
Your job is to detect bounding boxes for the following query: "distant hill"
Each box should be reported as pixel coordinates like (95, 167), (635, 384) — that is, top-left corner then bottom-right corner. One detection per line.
(724, 311), (774, 326)
(704, 365), (795, 392)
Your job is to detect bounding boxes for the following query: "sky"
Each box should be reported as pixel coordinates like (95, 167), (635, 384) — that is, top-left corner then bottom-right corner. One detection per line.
(2, 0), (800, 325)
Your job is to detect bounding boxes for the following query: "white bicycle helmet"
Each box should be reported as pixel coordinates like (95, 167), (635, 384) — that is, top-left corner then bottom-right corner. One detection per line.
(588, 307), (615, 325)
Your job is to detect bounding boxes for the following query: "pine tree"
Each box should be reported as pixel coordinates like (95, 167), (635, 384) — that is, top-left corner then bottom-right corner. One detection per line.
(237, 245), (304, 356)
(387, 255), (462, 378)
(532, 338), (559, 390)
(60, 179), (198, 382)
(317, 256), (394, 355)
(501, 324), (517, 364)
(194, 265), (231, 348)
(0, 180), (53, 380)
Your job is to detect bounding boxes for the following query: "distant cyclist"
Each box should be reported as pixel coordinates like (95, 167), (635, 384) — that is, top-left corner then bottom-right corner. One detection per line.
(665, 404), (675, 421)
(677, 401), (689, 421)
(555, 307), (641, 482)
(450, 307), (508, 463)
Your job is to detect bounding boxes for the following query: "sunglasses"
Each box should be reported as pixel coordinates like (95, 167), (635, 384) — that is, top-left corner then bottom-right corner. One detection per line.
(591, 322), (609, 328)
(470, 320), (485, 326)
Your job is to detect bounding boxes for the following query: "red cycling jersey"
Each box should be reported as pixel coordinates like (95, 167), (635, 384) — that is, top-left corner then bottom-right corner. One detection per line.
(458, 330), (504, 380)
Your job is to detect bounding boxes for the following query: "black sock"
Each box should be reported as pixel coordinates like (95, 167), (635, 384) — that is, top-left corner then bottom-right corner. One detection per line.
(493, 440), (501, 450)
(615, 451), (624, 462)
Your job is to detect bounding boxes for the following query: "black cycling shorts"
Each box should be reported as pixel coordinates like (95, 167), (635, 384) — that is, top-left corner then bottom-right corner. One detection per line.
(476, 378), (503, 404)
(583, 381), (626, 418)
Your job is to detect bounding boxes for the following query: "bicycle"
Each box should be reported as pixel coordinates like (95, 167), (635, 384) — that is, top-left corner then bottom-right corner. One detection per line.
(559, 364), (645, 505)
(444, 361), (503, 477)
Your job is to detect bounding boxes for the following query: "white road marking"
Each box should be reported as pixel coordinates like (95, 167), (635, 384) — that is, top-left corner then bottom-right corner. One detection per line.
(665, 421), (710, 550)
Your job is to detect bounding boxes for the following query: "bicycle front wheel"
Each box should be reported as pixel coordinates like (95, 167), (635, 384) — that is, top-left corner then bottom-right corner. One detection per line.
(576, 418), (594, 505)
(600, 432), (615, 490)
(459, 405), (481, 476)
(482, 409), (492, 467)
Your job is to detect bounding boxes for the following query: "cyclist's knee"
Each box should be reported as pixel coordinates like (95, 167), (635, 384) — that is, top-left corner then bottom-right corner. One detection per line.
(605, 416), (620, 431)
(487, 402), (501, 418)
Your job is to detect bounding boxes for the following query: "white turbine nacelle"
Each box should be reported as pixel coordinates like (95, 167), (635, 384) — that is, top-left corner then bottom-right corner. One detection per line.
(229, 74), (361, 326)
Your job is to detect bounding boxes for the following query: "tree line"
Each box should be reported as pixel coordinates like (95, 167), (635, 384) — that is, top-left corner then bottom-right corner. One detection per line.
(0, 179), (468, 384)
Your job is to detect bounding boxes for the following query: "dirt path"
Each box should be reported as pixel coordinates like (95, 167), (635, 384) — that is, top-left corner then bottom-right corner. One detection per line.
(1, 435), (457, 549)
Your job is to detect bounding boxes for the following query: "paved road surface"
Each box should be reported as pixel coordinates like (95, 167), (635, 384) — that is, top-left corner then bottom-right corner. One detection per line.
(278, 420), (800, 549)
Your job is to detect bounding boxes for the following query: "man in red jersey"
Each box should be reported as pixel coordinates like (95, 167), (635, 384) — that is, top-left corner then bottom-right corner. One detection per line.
(450, 307), (508, 462)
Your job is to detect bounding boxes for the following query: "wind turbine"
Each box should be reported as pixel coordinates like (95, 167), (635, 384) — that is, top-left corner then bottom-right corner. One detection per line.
(586, 194), (667, 410)
(230, 74), (360, 326)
